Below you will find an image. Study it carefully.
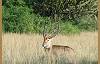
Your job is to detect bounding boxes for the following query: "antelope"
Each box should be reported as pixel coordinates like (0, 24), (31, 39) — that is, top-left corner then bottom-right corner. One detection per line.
(42, 32), (76, 64)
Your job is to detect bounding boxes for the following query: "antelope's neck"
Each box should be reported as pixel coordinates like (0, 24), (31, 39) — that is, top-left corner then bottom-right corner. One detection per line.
(46, 39), (52, 48)
(46, 43), (52, 48)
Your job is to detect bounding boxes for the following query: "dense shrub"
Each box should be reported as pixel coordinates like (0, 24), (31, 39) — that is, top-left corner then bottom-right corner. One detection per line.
(3, 6), (32, 33)
(2, 0), (98, 34)
(78, 15), (97, 31)
(28, 0), (97, 21)
(60, 22), (80, 34)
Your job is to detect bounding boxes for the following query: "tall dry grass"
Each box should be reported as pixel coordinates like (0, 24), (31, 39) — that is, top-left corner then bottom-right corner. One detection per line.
(2, 32), (98, 64)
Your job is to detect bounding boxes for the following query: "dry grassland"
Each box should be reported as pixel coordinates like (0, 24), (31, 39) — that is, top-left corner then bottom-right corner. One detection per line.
(2, 32), (98, 64)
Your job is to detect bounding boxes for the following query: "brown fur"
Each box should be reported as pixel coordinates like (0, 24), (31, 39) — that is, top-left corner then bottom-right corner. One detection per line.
(44, 45), (76, 64)
(44, 45), (75, 55)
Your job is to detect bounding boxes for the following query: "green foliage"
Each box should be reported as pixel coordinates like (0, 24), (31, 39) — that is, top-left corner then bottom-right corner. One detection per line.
(60, 22), (80, 34)
(2, 5), (32, 33)
(2, 0), (98, 34)
(78, 15), (97, 31)
(30, 0), (97, 21)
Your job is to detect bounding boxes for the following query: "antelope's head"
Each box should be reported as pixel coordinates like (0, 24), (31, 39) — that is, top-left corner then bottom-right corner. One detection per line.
(42, 33), (56, 48)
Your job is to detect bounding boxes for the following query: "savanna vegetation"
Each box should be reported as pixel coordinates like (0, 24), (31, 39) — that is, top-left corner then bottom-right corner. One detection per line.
(2, 0), (98, 34)
(2, 0), (98, 64)
(2, 32), (98, 64)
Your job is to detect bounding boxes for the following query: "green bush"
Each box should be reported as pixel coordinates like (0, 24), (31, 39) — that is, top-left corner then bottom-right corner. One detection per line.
(78, 15), (97, 31)
(2, 0), (97, 34)
(30, 0), (97, 22)
(60, 22), (80, 34)
(3, 5), (80, 34)
(2, 5), (53, 33)
(2, 5), (33, 33)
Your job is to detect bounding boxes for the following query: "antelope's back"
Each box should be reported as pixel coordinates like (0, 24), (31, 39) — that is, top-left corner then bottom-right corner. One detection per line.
(52, 45), (74, 54)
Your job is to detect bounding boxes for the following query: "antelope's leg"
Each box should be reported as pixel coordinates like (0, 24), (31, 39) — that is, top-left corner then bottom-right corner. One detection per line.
(66, 49), (77, 64)
(47, 50), (52, 64)
(69, 50), (77, 64)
